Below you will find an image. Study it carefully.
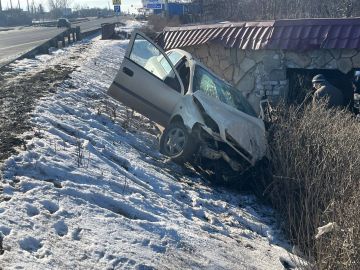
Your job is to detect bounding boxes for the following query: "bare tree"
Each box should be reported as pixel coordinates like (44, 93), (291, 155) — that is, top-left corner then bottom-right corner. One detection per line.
(30, 0), (35, 13)
(48, 0), (60, 11)
(48, 0), (72, 18)
(197, 0), (360, 22)
(61, 0), (72, 10)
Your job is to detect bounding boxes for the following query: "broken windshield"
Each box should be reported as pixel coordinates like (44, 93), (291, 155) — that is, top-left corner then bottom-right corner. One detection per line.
(193, 65), (257, 117)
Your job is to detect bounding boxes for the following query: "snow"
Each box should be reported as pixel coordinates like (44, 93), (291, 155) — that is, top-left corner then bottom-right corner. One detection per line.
(0, 22), (301, 269)
(315, 222), (338, 239)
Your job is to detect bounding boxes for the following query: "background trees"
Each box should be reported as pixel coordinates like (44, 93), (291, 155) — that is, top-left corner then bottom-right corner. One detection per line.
(47, 0), (72, 18)
(194, 0), (360, 21)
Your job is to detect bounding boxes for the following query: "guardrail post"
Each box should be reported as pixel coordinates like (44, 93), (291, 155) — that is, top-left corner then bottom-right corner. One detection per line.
(60, 34), (66, 48)
(67, 30), (71, 44)
(72, 29), (76, 42)
(49, 38), (56, 49)
(39, 44), (49, 54)
(76, 26), (81, 41)
(57, 36), (61, 48)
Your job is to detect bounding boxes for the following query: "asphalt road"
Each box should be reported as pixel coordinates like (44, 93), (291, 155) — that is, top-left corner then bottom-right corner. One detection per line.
(0, 16), (123, 68)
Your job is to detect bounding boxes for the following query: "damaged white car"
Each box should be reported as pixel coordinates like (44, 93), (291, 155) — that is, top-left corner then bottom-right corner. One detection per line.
(108, 31), (267, 175)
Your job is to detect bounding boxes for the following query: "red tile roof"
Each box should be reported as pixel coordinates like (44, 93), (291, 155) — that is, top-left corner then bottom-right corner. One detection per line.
(156, 18), (360, 51)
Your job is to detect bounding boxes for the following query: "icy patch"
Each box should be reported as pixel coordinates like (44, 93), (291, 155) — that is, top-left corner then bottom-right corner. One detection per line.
(53, 220), (68, 237)
(19, 237), (42, 253)
(40, 200), (59, 214)
(26, 204), (40, 217)
(0, 226), (11, 236)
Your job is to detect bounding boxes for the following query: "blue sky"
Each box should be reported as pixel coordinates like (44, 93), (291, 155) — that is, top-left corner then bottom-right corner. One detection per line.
(6, 0), (143, 12)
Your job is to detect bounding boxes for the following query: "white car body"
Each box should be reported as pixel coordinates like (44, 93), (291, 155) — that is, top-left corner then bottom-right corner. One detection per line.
(108, 31), (267, 171)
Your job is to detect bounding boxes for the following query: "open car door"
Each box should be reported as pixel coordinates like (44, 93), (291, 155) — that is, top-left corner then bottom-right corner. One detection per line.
(108, 31), (185, 127)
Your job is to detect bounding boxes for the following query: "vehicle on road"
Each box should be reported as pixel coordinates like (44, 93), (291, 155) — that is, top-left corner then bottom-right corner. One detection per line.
(108, 31), (268, 176)
(57, 18), (71, 28)
(97, 11), (105, 18)
(135, 14), (146, 21)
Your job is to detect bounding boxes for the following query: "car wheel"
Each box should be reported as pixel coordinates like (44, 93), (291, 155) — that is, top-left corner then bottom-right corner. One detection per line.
(160, 122), (197, 164)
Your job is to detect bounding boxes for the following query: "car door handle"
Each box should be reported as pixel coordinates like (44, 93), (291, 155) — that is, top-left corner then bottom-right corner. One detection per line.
(123, 67), (134, 77)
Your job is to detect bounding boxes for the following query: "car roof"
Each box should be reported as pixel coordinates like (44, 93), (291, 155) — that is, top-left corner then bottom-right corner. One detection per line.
(166, 48), (193, 61)
(166, 48), (231, 86)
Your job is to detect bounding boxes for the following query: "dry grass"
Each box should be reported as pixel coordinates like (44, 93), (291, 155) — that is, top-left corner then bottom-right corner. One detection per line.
(267, 102), (360, 269)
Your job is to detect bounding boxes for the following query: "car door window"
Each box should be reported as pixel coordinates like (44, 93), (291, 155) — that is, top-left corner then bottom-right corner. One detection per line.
(167, 51), (183, 66)
(129, 34), (181, 93)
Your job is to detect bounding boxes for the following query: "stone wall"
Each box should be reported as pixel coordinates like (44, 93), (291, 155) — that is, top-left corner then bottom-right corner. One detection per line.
(184, 43), (360, 112)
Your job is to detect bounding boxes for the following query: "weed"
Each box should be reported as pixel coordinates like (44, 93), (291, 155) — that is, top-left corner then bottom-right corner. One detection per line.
(75, 138), (84, 167)
(123, 108), (134, 130)
(267, 102), (360, 269)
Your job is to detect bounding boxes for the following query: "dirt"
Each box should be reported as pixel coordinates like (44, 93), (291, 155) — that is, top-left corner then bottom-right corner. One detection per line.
(0, 46), (89, 168)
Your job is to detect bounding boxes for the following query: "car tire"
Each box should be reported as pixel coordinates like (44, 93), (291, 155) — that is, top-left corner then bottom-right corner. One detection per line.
(159, 122), (198, 164)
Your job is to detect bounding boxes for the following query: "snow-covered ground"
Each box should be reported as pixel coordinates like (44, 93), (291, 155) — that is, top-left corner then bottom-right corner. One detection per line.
(0, 24), (299, 269)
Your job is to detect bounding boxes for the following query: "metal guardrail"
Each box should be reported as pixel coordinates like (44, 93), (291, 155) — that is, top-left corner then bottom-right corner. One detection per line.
(27, 26), (82, 56)
(32, 21), (57, 27)
(0, 18), (122, 70)
(0, 27), (82, 70)
(0, 27), (12, 32)
(32, 18), (89, 27)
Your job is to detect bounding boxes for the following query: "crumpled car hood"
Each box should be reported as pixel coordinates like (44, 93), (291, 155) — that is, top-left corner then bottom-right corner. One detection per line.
(192, 91), (267, 163)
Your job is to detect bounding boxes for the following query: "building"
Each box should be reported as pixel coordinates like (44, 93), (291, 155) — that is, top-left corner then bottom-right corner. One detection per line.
(156, 18), (360, 110)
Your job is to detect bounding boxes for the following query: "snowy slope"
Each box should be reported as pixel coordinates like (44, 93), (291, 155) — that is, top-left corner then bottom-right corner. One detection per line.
(0, 26), (299, 269)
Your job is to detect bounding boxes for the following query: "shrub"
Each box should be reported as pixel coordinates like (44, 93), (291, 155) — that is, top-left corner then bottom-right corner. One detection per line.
(148, 14), (181, 32)
(267, 103), (360, 269)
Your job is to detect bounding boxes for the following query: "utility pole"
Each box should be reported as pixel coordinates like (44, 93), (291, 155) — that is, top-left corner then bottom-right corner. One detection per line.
(199, 0), (203, 21)
(27, 0), (29, 12)
(164, 0), (169, 18)
(9, 0), (13, 9)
